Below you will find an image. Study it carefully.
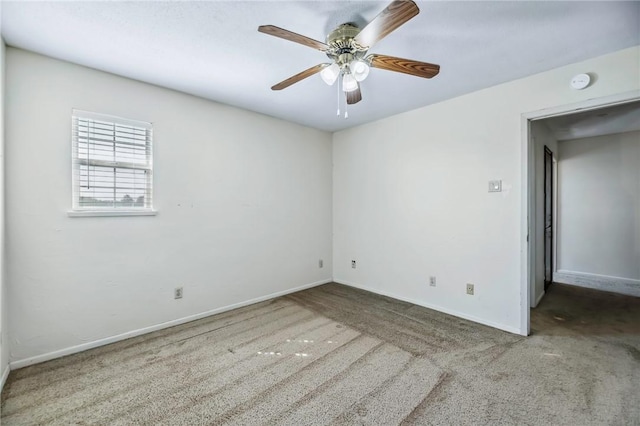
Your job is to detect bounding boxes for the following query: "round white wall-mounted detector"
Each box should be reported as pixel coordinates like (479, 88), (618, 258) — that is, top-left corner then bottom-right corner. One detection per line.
(570, 73), (590, 90)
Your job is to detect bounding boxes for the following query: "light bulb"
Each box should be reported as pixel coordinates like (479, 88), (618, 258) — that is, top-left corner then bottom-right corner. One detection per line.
(342, 73), (358, 92)
(320, 63), (340, 86)
(349, 60), (370, 82)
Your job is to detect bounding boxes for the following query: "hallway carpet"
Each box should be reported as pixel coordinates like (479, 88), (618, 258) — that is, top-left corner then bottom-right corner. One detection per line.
(2, 283), (639, 425)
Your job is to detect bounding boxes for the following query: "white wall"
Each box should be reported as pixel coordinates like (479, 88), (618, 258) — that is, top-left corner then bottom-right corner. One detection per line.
(530, 122), (558, 307)
(4, 44), (640, 368)
(333, 46), (640, 334)
(6, 48), (333, 365)
(555, 131), (640, 296)
(0, 37), (8, 386)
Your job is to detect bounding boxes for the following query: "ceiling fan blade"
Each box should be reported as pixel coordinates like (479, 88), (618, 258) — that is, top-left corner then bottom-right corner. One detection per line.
(271, 63), (330, 91)
(354, 0), (419, 48)
(367, 54), (440, 79)
(346, 85), (362, 105)
(258, 25), (328, 52)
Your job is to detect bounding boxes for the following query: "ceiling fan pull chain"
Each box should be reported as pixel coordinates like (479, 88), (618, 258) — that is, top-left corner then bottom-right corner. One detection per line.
(336, 75), (341, 117)
(338, 74), (349, 119)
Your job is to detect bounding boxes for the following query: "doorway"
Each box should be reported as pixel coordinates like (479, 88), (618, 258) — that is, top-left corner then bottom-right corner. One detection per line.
(520, 91), (640, 336)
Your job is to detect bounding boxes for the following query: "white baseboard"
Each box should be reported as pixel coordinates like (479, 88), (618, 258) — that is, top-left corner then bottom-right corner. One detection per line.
(1, 363), (9, 392)
(333, 279), (523, 336)
(10, 278), (332, 370)
(554, 270), (640, 297)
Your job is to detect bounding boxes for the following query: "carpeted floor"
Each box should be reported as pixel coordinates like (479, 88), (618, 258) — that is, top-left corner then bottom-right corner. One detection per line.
(1, 282), (639, 425)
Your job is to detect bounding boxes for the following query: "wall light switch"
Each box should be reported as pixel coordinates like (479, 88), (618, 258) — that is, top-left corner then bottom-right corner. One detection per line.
(488, 180), (502, 192)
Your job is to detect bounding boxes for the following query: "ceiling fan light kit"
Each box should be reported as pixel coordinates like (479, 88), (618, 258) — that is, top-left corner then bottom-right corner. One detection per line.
(342, 73), (359, 92)
(258, 0), (440, 114)
(320, 63), (340, 86)
(350, 61), (370, 82)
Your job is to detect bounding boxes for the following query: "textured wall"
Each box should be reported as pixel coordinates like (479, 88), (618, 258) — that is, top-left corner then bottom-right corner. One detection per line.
(6, 48), (333, 364)
(333, 46), (640, 334)
(0, 36), (8, 385)
(557, 131), (640, 281)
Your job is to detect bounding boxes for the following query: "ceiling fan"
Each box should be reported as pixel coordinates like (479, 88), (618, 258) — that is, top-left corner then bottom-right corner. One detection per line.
(258, 0), (440, 108)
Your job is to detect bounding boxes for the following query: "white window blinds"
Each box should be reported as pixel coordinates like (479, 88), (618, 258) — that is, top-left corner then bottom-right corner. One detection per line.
(72, 110), (153, 210)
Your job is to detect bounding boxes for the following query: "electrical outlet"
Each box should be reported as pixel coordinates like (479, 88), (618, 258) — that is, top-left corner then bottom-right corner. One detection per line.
(319, 259), (323, 268)
(429, 276), (436, 287)
(175, 287), (183, 299)
(466, 283), (474, 295)
(351, 260), (356, 269)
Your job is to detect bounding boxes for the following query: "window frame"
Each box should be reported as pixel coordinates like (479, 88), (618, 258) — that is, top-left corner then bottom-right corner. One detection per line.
(69, 110), (156, 217)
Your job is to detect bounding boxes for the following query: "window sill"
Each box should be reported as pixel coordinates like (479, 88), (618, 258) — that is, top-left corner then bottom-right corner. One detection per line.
(67, 210), (157, 218)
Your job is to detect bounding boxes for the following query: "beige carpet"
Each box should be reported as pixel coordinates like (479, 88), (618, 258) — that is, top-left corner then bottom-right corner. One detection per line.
(2, 283), (639, 425)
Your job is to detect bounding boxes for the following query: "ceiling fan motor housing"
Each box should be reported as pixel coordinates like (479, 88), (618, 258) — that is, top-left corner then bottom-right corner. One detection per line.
(326, 23), (368, 67)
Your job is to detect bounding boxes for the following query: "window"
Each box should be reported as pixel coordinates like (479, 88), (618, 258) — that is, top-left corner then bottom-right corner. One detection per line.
(71, 110), (154, 216)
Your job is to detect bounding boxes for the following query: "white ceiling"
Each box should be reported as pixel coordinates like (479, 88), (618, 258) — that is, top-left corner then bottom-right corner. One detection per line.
(544, 101), (640, 141)
(2, 1), (639, 132)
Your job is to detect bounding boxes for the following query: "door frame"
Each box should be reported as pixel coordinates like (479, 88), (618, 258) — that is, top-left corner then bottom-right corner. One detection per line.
(519, 90), (640, 336)
(543, 145), (553, 291)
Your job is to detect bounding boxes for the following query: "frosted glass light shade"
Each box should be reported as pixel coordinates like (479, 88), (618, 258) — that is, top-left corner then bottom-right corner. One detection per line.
(342, 73), (358, 92)
(320, 63), (340, 86)
(350, 60), (370, 82)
